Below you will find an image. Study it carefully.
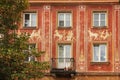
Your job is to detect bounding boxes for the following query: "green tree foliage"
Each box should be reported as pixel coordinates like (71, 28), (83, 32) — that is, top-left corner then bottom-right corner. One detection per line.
(0, 0), (49, 80)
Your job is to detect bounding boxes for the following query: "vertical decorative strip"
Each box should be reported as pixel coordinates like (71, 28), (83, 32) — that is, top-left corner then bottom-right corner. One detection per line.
(50, 6), (52, 60)
(78, 5), (86, 72)
(112, 5), (115, 72)
(42, 6), (46, 51)
(83, 5), (87, 72)
(113, 5), (120, 72)
(42, 5), (51, 61)
(76, 5), (80, 72)
(118, 5), (120, 71)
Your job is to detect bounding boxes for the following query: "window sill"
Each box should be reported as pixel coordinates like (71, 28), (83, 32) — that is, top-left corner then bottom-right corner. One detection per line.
(90, 62), (110, 65)
(57, 27), (72, 29)
(21, 27), (37, 30)
(92, 26), (108, 29)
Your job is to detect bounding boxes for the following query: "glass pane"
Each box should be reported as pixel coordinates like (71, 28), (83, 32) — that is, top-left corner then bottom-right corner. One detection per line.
(66, 21), (70, 27)
(65, 45), (71, 58)
(59, 21), (64, 26)
(94, 13), (99, 20)
(31, 13), (37, 26)
(24, 14), (30, 26)
(58, 45), (64, 62)
(94, 21), (99, 27)
(100, 21), (105, 26)
(25, 14), (29, 20)
(93, 45), (99, 62)
(29, 56), (35, 61)
(29, 44), (36, 50)
(66, 13), (70, 21)
(58, 13), (64, 26)
(100, 44), (106, 61)
(65, 13), (71, 27)
(65, 45), (71, 62)
(100, 13), (105, 20)
(59, 13), (64, 20)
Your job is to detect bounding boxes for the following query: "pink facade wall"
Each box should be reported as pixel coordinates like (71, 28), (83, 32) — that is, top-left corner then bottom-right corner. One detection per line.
(18, 2), (120, 73)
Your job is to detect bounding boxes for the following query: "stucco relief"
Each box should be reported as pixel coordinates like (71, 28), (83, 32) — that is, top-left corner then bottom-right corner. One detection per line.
(54, 30), (74, 41)
(79, 50), (84, 62)
(88, 29), (111, 40)
(44, 51), (50, 61)
(79, 5), (86, 11)
(66, 31), (74, 41)
(88, 30), (98, 40)
(29, 29), (41, 42)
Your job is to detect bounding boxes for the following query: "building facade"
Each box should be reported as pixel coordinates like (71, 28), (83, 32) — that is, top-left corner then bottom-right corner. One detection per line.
(19, 0), (120, 80)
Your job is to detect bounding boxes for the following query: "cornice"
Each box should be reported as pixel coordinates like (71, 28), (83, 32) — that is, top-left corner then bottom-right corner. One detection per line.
(29, 0), (119, 4)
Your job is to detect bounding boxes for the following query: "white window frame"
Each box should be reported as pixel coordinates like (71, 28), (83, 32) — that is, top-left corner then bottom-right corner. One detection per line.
(58, 12), (72, 27)
(93, 11), (107, 27)
(23, 12), (37, 27)
(57, 44), (72, 68)
(25, 44), (37, 62)
(93, 43), (107, 62)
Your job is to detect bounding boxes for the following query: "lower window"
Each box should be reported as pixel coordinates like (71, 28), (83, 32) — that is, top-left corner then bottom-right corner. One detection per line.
(57, 44), (72, 68)
(93, 43), (107, 62)
(24, 44), (36, 62)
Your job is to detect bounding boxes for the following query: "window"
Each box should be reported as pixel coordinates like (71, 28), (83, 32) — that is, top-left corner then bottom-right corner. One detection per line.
(24, 44), (36, 62)
(93, 44), (107, 62)
(58, 12), (72, 27)
(23, 12), (37, 27)
(0, 34), (4, 39)
(93, 11), (107, 27)
(58, 44), (72, 68)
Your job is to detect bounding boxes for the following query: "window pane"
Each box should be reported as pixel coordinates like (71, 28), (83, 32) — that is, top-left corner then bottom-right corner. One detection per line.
(100, 44), (106, 61)
(29, 44), (36, 50)
(100, 13), (105, 20)
(65, 14), (71, 27)
(58, 45), (64, 62)
(59, 21), (64, 26)
(31, 13), (37, 26)
(100, 21), (105, 26)
(24, 14), (30, 26)
(93, 45), (99, 62)
(94, 13), (99, 20)
(94, 21), (99, 26)
(25, 14), (29, 20)
(58, 14), (64, 26)
(59, 45), (64, 57)
(59, 14), (64, 20)
(65, 45), (71, 58)
(93, 13), (99, 26)
(29, 56), (35, 61)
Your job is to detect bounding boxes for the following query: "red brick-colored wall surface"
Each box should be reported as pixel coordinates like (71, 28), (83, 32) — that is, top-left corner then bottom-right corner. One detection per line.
(18, 0), (120, 79)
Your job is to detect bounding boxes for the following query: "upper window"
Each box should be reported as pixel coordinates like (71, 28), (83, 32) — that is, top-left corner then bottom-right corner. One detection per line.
(93, 11), (107, 27)
(93, 43), (107, 62)
(23, 12), (37, 27)
(58, 12), (72, 28)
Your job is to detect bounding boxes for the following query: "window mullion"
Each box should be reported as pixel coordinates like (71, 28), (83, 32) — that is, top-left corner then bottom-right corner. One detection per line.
(23, 14), (25, 26)
(99, 13), (101, 26)
(64, 14), (66, 27)
(99, 45), (101, 62)
(70, 13), (72, 26)
(30, 13), (31, 26)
